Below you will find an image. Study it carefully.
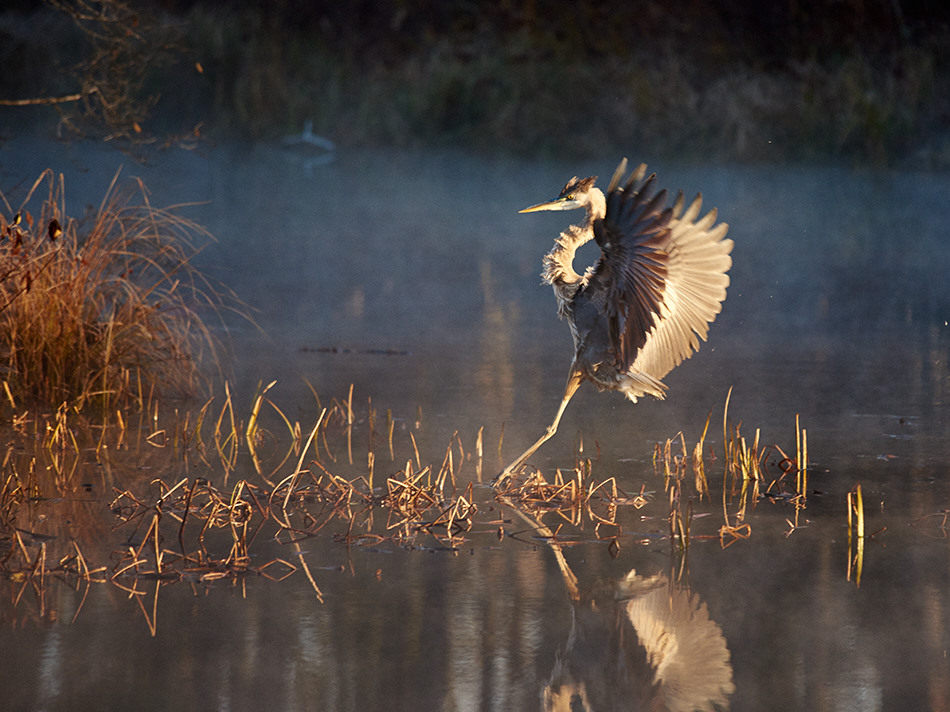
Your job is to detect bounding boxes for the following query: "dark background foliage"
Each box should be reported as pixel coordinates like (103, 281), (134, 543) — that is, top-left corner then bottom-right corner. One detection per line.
(2, 0), (949, 163)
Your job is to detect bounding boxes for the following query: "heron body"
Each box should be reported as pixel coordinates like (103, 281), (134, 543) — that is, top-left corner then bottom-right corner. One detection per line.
(495, 159), (733, 485)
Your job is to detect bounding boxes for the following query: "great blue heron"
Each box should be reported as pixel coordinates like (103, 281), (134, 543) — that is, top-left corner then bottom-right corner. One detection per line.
(495, 159), (733, 486)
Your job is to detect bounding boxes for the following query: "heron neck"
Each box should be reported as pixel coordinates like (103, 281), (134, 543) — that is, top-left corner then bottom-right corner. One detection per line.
(542, 189), (605, 287)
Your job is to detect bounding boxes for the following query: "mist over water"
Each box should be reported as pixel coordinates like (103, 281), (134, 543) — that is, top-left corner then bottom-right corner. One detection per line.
(2, 136), (950, 710)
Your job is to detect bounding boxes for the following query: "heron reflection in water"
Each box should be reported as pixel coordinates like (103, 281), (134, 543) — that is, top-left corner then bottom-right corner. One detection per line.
(542, 569), (735, 712)
(495, 159), (733, 485)
(495, 501), (735, 711)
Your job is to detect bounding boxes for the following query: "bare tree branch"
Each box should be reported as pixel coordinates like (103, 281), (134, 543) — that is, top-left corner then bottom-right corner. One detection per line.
(0, 94), (83, 106)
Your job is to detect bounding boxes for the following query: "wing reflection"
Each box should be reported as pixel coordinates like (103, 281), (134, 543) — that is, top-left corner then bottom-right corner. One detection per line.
(543, 570), (734, 712)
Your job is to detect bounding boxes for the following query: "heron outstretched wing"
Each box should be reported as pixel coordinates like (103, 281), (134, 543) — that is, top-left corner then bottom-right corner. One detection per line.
(587, 162), (733, 378)
(586, 162), (671, 370)
(629, 191), (732, 380)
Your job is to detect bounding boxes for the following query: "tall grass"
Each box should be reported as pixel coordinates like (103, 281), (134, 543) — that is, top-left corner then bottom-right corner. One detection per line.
(0, 169), (227, 408)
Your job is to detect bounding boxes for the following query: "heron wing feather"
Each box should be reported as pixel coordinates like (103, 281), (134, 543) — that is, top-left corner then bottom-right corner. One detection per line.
(586, 166), (674, 371)
(584, 168), (732, 379)
(630, 194), (733, 380)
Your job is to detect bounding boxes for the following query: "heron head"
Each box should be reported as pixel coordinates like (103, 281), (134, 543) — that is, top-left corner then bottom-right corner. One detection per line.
(520, 175), (598, 213)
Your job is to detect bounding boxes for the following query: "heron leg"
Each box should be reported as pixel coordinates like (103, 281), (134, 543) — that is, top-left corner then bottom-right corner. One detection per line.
(493, 368), (584, 488)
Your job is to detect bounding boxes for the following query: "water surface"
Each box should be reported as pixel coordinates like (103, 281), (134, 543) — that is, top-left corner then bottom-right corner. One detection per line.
(1, 138), (949, 711)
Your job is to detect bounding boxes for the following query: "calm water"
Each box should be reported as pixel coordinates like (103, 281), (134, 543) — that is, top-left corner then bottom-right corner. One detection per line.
(2, 137), (950, 711)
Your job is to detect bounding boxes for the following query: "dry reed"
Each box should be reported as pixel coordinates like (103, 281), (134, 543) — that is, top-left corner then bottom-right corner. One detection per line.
(494, 461), (647, 539)
(1, 381), (828, 633)
(847, 483), (865, 586)
(648, 391), (814, 548)
(0, 169), (231, 408)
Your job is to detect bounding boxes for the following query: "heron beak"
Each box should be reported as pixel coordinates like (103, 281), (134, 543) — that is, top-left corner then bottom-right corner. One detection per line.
(519, 199), (564, 213)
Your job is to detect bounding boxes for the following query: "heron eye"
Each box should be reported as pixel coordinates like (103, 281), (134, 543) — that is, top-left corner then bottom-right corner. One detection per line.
(566, 194), (575, 200)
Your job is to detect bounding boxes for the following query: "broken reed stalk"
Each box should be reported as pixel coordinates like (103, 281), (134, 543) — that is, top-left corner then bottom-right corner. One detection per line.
(270, 411), (327, 530)
(476, 426), (484, 481)
(847, 484), (865, 539)
(409, 431), (422, 470)
(245, 380), (275, 473)
(796, 414), (808, 497)
(213, 382), (239, 479)
(346, 383), (354, 465)
(367, 397), (376, 453)
(668, 479), (691, 550)
(386, 409), (394, 460)
(693, 413), (711, 498)
(722, 386), (733, 474)
(847, 483), (865, 585)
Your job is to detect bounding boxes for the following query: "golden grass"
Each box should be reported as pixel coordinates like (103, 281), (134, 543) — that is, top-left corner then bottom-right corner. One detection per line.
(0, 169), (230, 408)
(847, 484), (865, 586)
(494, 461), (648, 540)
(0, 382), (828, 632)
(0, 382), (493, 631)
(648, 389), (813, 549)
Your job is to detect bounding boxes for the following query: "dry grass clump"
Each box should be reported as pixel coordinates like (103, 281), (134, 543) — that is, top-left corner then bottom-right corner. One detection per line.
(494, 462), (648, 539)
(652, 391), (811, 549)
(0, 169), (226, 408)
(0, 379), (831, 632)
(0, 383), (486, 627)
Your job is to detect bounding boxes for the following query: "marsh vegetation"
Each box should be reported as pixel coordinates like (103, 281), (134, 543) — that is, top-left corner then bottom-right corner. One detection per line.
(0, 376), (818, 632)
(0, 170), (231, 408)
